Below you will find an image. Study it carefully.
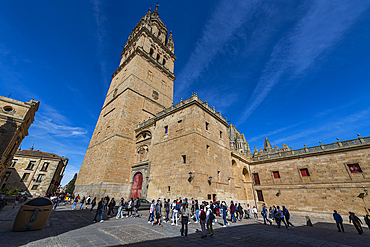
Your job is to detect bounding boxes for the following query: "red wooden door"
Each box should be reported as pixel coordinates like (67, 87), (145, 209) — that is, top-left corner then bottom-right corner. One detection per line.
(130, 173), (143, 199)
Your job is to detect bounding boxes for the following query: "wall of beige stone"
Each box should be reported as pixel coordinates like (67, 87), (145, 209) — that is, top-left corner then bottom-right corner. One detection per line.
(251, 146), (370, 221)
(0, 96), (39, 179)
(2, 153), (67, 196)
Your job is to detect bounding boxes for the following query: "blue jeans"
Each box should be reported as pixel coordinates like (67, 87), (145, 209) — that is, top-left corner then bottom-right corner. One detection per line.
(72, 202), (77, 210)
(263, 214), (268, 224)
(94, 209), (103, 222)
(195, 210), (200, 221)
(148, 212), (154, 222)
(223, 213), (227, 225)
(80, 203), (83, 209)
(116, 206), (124, 218)
(232, 213), (236, 222)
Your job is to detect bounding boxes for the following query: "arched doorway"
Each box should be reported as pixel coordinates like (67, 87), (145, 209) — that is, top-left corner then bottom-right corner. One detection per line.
(130, 172), (143, 199)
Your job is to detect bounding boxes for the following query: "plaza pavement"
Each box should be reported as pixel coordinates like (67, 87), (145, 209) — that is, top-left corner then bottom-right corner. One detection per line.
(0, 202), (369, 247)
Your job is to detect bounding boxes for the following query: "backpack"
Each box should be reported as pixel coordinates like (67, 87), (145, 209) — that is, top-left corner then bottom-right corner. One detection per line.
(200, 210), (206, 221)
(209, 210), (215, 220)
(175, 203), (179, 210)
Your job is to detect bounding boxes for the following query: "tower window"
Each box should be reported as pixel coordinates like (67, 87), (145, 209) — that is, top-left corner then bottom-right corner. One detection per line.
(149, 48), (154, 57)
(182, 155), (186, 164)
(273, 171), (280, 178)
(164, 126), (168, 134)
(206, 145), (210, 155)
(206, 122), (209, 131)
(168, 186), (170, 192)
(156, 54), (160, 61)
(347, 164), (362, 173)
(163, 59), (166, 66)
(300, 168), (310, 177)
(220, 131), (222, 138)
(253, 173), (260, 184)
(31, 185), (38, 190)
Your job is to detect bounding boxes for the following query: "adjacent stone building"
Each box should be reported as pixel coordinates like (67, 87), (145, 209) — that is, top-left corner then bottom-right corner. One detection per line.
(75, 6), (370, 222)
(1, 147), (68, 196)
(0, 96), (39, 182)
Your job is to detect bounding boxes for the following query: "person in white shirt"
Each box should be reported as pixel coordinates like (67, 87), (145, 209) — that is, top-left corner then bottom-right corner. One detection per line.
(252, 206), (258, 219)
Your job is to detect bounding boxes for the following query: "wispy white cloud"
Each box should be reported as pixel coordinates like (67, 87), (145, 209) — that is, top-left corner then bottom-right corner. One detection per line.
(91, 0), (109, 89)
(175, 0), (261, 97)
(236, 1), (370, 125)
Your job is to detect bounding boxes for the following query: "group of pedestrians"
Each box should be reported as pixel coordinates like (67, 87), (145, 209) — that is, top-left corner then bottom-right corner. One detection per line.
(333, 210), (370, 235)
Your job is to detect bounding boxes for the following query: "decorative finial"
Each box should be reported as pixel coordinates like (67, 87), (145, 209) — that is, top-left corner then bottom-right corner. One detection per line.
(7, 93), (11, 98)
(155, 2), (159, 11)
(319, 141), (322, 144)
(180, 98), (182, 101)
(30, 144), (34, 151)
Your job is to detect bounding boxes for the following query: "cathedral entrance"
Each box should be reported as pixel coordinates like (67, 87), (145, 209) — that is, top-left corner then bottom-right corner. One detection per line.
(130, 172), (143, 199)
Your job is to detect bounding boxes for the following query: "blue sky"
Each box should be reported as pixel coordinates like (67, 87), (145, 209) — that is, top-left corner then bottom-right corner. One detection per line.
(1, 1), (370, 186)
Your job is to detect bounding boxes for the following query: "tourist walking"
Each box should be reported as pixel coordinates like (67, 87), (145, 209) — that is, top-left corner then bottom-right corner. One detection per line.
(262, 203), (268, 225)
(180, 203), (189, 237)
(90, 197), (96, 212)
(230, 201), (236, 223)
(195, 200), (200, 223)
(246, 204), (251, 219)
(349, 212), (363, 234)
(107, 198), (116, 217)
(85, 196), (91, 209)
(116, 198), (125, 219)
(252, 206), (258, 219)
(93, 198), (105, 223)
(79, 196), (85, 210)
(171, 199), (179, 225)
(165, 199), (170, 223)
(72, 197), (78, 210)
(283, 206), (294, 228)
(134, 197), (141, 218)
(127, 198), (134, 217)
(148, 200), (155, 223)
(206, 204), (214, 236)
(199, 205), (207, 238)
(333, 210), (344, 232)
(268, 206), (274, 223)
(222, 202), (228, 227)
(238, 203), (243, 221)
(154, 199), (163, 226)
(277, 206), (289, 229)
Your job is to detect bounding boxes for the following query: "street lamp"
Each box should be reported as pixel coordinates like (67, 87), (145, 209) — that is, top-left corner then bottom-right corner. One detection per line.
(208, 176), (212, 185)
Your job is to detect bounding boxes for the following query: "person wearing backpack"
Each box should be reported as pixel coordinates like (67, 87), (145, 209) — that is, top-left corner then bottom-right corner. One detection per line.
(199, 205), (207, 238)
(206, 204), (214, 236)
(261, 203), (269, 225)
(172, 199), (179, 225)
(180, 203), (189, 237)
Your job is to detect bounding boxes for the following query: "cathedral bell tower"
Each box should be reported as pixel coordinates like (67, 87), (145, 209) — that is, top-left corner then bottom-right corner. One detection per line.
(75, 6), (176, 199)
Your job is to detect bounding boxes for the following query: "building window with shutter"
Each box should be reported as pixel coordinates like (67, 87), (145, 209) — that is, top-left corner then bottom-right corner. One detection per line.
(31, 185), (38, 190)
(256, 190), (264, 201)
(273, 171), (280, 178)
(11, 159), (18, 167)
(347, 164), (362, 173)
(300, 168), (310, 177)
(21, 173), (30, 182)
(41, 162), (49, 171)
(36, 174), (44, 182)
(26, 161), (36, 170)
(253, 173), (260, 184)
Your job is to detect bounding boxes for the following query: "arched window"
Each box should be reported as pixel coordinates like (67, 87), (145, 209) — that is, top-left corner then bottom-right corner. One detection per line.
(156, 54), (160, 61)
(149, 48), (154, 57)
(162, 59), (166, 66)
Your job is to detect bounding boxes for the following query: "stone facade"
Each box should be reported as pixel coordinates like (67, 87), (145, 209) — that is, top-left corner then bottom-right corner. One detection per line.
(75, 6), (370, 222)
(0, 96), (39, 182)
(1, 148), (68, 196)
(250, 135), (370, 221)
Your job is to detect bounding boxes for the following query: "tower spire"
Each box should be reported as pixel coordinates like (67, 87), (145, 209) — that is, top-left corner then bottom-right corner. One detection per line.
(264, 137), (272, 151)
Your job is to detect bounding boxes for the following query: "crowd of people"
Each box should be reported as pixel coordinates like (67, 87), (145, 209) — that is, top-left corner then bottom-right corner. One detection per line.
(47, 192), (370, 237)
